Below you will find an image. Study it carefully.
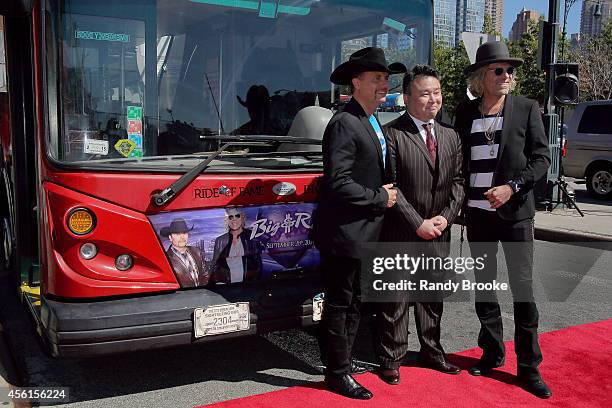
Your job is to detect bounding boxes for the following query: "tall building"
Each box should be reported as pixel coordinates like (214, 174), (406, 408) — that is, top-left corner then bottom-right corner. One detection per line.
(580, 0), (611, 37)
(570, 33), (581, 50)
(434, 0), (458, 48)
(509, 8), (540, 43)
(434, 0), (486, 48)
(484, 0), (504, 34)
(456, 0), (486, 46)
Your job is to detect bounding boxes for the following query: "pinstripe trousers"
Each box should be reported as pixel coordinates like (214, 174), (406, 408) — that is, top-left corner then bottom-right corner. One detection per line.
(375, 300), (445, 368)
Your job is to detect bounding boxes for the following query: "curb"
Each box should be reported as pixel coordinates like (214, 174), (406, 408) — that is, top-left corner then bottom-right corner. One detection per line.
(535, 226), (612, 243)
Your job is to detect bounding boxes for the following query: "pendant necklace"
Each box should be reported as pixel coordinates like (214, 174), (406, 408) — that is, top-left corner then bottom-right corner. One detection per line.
(480, 100), (504, 157)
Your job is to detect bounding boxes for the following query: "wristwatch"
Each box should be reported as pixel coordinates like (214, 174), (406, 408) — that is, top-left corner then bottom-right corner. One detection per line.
(507, 179), (521, 194)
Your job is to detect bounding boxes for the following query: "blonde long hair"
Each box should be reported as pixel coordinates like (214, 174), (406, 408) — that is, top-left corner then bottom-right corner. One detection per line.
(224, 207), (246, 231)
(467, 65), (517, 98)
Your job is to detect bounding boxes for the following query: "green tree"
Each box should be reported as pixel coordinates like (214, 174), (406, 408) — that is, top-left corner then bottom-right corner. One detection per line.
(601, 17), (612, 45)
(433, 42), (470, 120)
(509, 20), (546, 103)
(568, 19), (612, 101)
(482, 14), (500, 37)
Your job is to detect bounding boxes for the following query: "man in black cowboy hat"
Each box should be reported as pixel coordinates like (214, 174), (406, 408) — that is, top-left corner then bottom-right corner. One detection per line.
(161, 218), (209, 288)
(231, 85), (276, 136)
(454, 41), (551, 398)
(312, 47), (406, 400)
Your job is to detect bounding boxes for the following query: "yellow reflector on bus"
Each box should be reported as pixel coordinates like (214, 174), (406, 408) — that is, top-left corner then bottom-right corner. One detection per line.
(67, 208), (96, 235)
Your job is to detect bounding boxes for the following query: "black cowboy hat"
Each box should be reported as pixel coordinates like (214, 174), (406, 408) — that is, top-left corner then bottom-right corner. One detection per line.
(464, 41), (523, 76)
(160, 218), (193, 237)
(237, 85), (270, 108)
(330, 47), (407, 85)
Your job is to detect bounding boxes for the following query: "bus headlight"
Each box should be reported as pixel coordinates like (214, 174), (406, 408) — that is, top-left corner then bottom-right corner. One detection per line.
(79, 243), (98, 260)
(115, 254), (133, 271)
(67, 208), (96, 235)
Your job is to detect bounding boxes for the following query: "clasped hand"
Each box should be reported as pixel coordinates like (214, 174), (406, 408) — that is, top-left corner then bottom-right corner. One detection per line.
(416, 215), (448, 240)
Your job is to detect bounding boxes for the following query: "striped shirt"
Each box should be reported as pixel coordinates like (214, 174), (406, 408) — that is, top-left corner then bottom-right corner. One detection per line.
(467, 112), (504, 211)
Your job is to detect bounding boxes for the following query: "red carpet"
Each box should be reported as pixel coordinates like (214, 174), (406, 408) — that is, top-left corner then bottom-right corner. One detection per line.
(199, 319), (612, 408)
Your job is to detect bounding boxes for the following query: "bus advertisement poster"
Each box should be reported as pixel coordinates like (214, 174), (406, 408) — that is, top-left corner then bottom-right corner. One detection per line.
(149, 203), (320, 287)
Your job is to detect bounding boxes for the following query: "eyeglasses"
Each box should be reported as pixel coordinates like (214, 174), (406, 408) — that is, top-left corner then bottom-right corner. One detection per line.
(489, 66), (515, 76)
(227, 214), (241, 220)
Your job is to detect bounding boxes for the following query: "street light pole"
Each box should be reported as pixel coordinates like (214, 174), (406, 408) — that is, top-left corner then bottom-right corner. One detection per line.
(560, 0), (603, 60)
(545, 0), (560, 117)
(560, 0), (578, 61)
(542, 0), (561, 207)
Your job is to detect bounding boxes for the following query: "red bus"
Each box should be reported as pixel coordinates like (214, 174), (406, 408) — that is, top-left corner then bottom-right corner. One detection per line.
(0, 0), (433, 357)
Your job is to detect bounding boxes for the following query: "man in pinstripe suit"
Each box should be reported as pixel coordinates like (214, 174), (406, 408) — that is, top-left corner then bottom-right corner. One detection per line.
(375, 65), (465, 384)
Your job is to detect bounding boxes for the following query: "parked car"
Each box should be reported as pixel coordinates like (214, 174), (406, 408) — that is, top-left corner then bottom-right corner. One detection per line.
(563, 100), (612, 199)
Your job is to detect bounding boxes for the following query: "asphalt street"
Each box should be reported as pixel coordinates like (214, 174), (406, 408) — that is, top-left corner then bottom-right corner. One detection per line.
(1, 236), (610, 408)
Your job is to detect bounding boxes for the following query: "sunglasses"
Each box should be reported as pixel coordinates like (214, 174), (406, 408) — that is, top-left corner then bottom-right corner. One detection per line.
(490, 66), (515, 76)
(227, 214), (242, 220)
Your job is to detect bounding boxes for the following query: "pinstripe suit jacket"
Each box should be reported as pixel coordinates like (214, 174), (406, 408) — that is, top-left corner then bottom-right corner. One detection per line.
(382, 113), (465, 258)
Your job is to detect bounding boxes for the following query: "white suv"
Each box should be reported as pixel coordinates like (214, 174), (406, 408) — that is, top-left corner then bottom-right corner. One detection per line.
(563, 100), (612, 199)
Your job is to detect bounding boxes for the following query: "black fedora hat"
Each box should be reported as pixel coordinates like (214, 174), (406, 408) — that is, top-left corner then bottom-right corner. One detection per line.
(464, 41), (523, 76)
(160, 218), (193, 237)
(330, 47), (407, 85)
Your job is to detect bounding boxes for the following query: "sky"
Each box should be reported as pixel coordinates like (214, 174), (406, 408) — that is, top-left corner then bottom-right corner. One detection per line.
(503, 0), (583, 37)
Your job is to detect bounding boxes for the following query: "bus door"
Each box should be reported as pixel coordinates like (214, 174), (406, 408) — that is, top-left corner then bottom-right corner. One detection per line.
(0, 1), (39, 288)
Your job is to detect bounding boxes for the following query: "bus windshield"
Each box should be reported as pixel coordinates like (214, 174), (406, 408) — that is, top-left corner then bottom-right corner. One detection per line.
(46, 0), (432, 168)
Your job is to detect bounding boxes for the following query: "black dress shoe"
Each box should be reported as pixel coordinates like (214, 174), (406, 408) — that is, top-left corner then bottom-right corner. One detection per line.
(324, 374), (373, 400)
(350, 358), (368, 374)
(422, 359), (461, 375)
(378, 368), (400, 385)
(519, 376), (552, 399)
(468, 360), (504, 376)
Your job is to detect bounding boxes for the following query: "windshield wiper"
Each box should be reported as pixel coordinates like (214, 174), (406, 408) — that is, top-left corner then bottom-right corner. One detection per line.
(151, 141), (262, 207)
(151, 135), (323, 207)
(199, 134), (322, 145)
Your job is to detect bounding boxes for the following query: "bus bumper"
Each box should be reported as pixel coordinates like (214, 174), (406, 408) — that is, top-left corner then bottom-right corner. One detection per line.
(36, 281), (322, 357)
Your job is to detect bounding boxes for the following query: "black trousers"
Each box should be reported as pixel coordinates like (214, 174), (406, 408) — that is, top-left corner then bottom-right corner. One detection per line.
(319, 253), (362, 376)
(375, 301), (445, 369)
(466, 208), (543, 379)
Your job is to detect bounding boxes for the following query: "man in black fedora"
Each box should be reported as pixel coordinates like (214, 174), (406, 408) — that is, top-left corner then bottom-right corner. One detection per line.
(312, 47), (405, 400)
(454, 41), (552, 398)
(161, 218), (209, 287)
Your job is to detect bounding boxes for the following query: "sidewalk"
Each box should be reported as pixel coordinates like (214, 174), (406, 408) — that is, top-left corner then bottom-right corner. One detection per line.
(534, 180), (612, 242)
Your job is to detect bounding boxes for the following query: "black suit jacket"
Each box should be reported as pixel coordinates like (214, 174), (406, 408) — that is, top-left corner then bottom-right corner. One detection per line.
(210, 229), (262, 284)
(166, 246), (209, 287)
(454, 94), (550, 221)
(312, 98), (390, 258)
(383, 114), (465, 250)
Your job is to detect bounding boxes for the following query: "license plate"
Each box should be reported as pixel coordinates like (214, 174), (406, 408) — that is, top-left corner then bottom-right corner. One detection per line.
(312, 293), (325, 322)
(193, 302), (250, 338)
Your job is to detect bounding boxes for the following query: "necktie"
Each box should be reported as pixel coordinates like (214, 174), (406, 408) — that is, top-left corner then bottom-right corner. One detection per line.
(423, 123), (436, 164)
(181, 252), (199, 284)
(369, 115), (386, 168)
